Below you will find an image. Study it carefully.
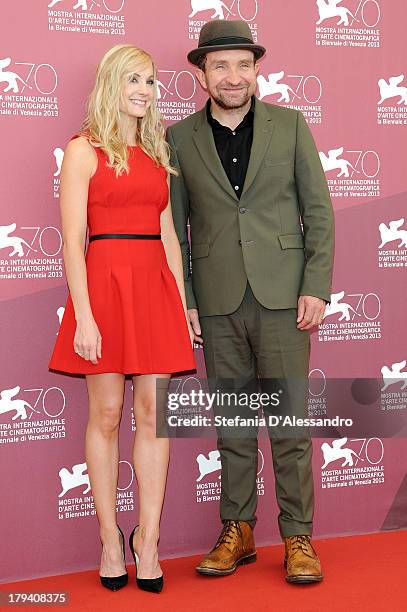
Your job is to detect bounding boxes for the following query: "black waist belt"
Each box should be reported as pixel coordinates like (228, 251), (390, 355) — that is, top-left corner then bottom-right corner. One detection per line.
(89, 233), (161, 243)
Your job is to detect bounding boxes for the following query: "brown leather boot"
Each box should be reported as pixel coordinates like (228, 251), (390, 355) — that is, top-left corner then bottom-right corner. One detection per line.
(283, 535), (323, 583)
(195, 520), (256, 576)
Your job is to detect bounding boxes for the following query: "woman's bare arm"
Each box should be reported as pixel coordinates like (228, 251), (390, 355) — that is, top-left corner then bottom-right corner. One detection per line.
(59, 136), (101, 363)
(160, 188), (195, 346)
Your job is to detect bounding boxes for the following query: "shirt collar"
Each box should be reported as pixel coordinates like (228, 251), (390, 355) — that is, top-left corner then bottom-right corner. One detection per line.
(206, 95), (255, 130)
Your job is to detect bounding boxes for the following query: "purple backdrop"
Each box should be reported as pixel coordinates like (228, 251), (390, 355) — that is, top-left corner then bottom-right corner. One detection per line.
(0, 0), (406, 583)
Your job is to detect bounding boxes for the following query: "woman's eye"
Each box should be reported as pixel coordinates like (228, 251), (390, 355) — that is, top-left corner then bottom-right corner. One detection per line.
(147, 80), (154, 86)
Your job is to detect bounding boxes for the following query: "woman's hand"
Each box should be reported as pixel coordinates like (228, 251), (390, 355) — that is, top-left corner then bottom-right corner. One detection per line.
(187, 315), (195, 348)
(74, 317), (102, 364)
(188, 308), (203, 345)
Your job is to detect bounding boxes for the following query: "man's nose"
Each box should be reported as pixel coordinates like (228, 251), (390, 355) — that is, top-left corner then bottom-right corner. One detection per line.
(226, 69), (242, 85)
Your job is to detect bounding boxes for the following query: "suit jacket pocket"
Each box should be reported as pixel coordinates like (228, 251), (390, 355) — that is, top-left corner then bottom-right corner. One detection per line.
(278, 233), (304, 249)
(191, 242), (210, 259)
(264, 159), (293, 178)
(264, 159), (292, 166)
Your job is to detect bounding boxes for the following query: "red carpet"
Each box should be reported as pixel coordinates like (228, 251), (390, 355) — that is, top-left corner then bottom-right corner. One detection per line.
(1, 531), (406, 611)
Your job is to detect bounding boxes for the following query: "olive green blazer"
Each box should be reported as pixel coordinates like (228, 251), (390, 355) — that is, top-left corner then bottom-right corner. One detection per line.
(167, 97), (334, 316)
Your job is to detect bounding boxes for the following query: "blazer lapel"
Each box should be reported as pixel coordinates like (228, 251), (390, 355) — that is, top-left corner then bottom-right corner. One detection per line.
(241, 99), (274, 198)
(192, 109), (239, 201)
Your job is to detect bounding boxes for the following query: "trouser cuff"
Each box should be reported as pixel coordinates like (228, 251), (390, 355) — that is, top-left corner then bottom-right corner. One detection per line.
(279, 522), (313, 538)
(222, 517), (257, 529)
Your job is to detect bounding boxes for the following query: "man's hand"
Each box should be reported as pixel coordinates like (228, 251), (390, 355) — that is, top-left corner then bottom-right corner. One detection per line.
(188, 308), (204, 345)
(297, 296), (326, 330)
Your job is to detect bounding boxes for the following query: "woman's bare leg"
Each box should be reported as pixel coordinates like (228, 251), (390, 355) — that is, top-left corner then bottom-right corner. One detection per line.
(85, 372), (126, 577)
(131, 373), (171, 579)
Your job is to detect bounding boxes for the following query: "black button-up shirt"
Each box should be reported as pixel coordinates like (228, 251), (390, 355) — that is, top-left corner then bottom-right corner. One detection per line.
(206, 96), (254, 199)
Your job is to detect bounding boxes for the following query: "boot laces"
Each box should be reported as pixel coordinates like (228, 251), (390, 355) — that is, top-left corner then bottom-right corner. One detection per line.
(214, 520), (242, 551)
(290, 535), (315, 557)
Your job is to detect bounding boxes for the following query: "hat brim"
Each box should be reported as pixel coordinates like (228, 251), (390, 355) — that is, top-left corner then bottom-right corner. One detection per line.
(187, 44), (266, 66)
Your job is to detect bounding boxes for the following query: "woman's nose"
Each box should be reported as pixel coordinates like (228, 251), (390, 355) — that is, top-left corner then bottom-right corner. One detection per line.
(136, 81), (148, 95)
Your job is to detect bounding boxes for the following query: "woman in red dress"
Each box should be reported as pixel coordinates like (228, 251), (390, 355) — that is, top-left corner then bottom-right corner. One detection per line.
(49, 44), (196, 593)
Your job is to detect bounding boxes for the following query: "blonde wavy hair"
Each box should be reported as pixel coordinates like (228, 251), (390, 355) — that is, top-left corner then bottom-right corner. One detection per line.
(80, 44), (176, 177)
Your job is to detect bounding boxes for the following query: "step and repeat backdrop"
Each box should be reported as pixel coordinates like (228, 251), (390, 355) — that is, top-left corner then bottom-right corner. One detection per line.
(1, 0), (406, 583)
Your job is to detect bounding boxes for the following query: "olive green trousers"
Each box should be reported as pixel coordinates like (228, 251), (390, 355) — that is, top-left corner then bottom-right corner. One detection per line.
(199, 281), (314, 537)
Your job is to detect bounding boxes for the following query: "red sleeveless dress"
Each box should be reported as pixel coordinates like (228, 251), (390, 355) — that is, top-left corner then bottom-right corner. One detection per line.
(49, 135), (196, 375)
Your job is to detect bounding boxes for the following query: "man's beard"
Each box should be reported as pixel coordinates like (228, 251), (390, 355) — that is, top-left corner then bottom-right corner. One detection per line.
(211, 86), (252, 110)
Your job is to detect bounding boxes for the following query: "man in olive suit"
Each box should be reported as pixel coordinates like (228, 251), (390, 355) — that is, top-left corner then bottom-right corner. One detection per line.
(167, 20), (334, 584)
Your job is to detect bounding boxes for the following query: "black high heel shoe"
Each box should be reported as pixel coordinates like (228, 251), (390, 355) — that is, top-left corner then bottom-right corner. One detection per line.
(99, 525), (128, 591)
(129, 525), (163, 593)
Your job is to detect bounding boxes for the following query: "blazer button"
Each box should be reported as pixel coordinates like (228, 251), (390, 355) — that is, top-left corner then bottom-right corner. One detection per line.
(239, 207), (247, 214)
(238, 240), (242, 245)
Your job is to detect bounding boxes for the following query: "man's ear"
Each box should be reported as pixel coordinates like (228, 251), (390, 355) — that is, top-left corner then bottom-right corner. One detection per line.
(254, 62), (260, 76)
(194, 67), (207, 91)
